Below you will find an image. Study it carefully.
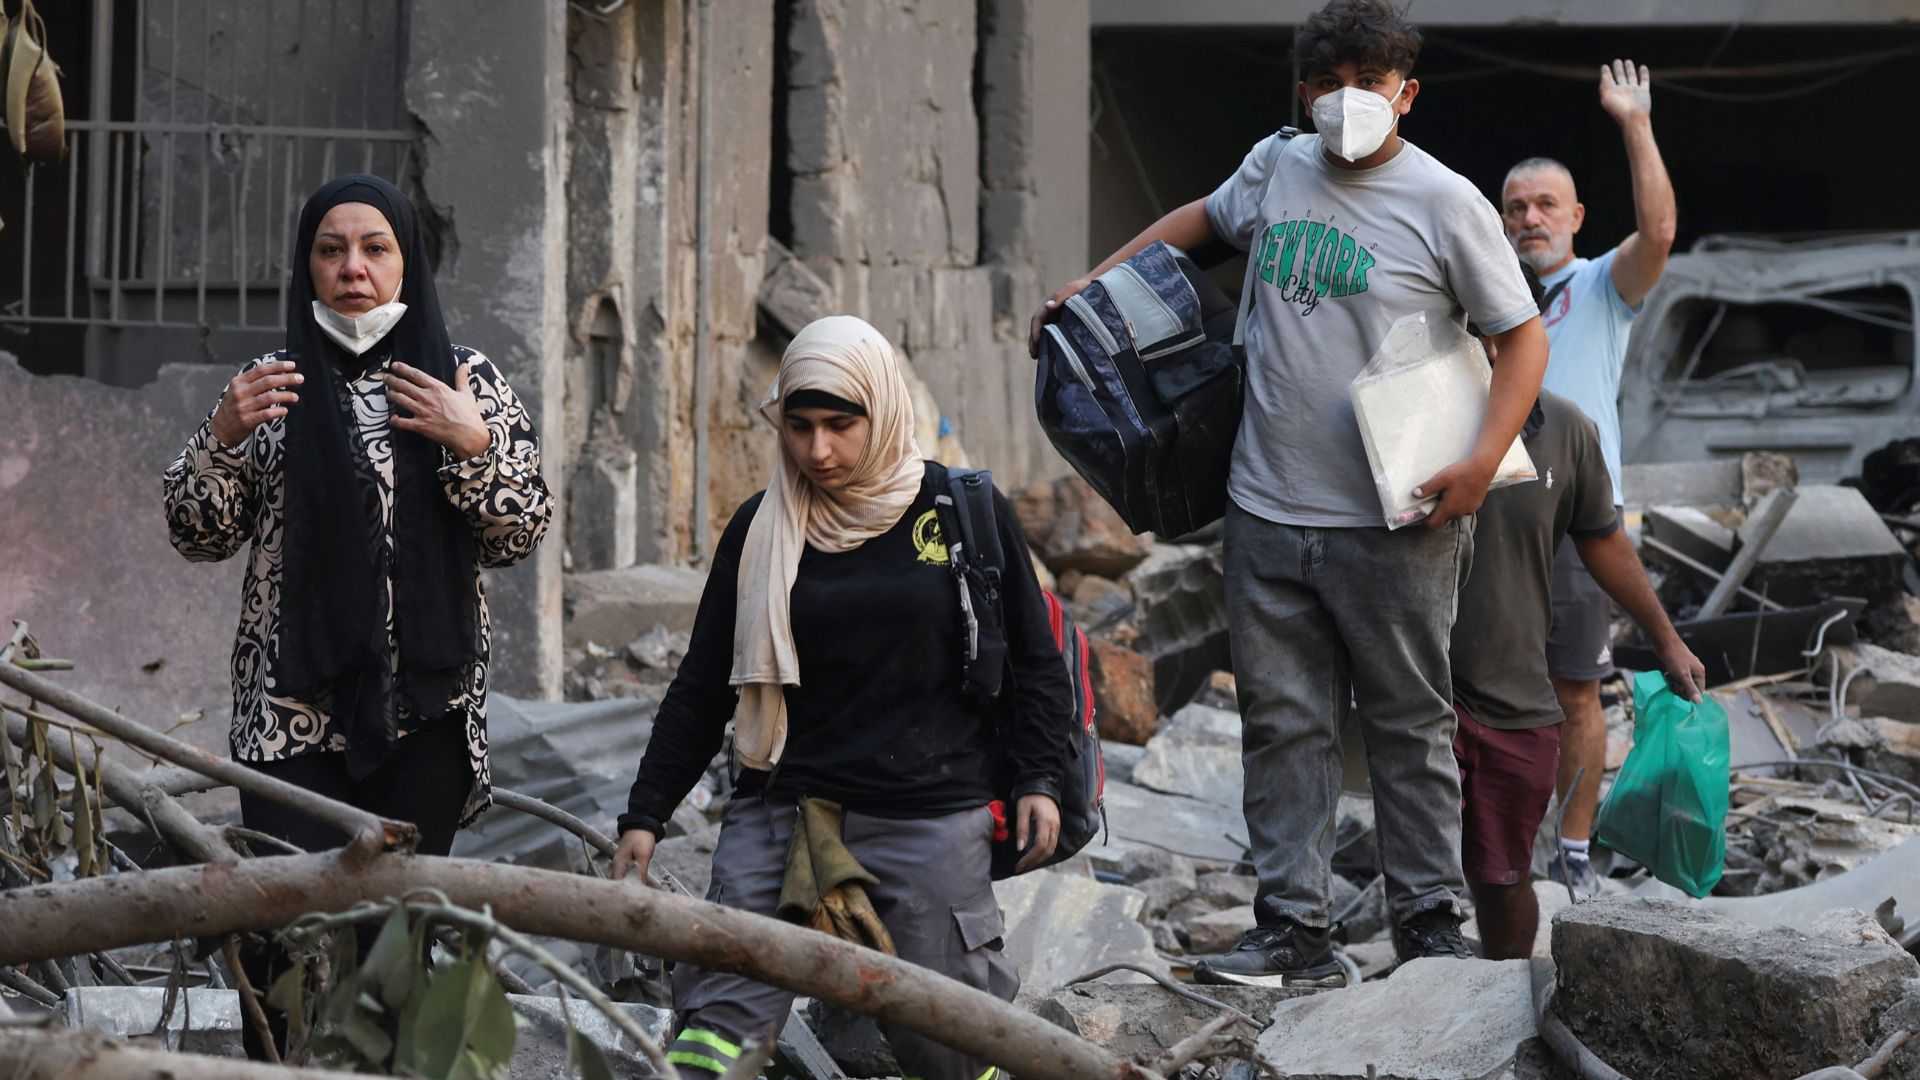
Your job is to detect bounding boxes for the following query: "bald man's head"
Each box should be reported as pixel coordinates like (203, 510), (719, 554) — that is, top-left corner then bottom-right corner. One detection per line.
(1501, 157), (1584, 276)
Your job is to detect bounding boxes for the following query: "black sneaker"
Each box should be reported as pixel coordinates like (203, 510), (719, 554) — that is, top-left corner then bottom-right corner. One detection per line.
(1393, 906), (1474, 963)
(1192, 919), (1346, 989)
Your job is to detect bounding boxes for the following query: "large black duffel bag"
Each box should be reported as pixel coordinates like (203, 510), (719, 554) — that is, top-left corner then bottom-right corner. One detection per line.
(1034, 240), (1244, 538)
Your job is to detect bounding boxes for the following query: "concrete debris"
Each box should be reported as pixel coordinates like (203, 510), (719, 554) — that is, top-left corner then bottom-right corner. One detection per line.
(1094, 777), (1252, 869)
(1621, 459), (1744, 511)
(1741, 450), (1801, 509)
(1133, 874), (1198, 920)
(624, 624), (690, 673)
(55, 986), (673, 1073)
(1184, 905), (1257, 955)
(1132, 703), (1242, 805)
(1842, 643), (1920, 723)
(995, 869), (1169, 998)
(1065, 573), (1135, 632)
(1743, 485), (1910, 606)
(1033, 983), (1310, 1061)
(1192, 669), (1240, 711)
(1124, 543), (1228, 664)
(1011, 474), (1156, 579)
(1255, 958), (1538, 1080)
(1644, 503), (1737, 571)
(1115, 846), (1199, 888)
(1551, 899), (1919, 1080)
(1088, 637), (1159, 746)
(562, 565), (709, 650)
(1194, 871), (1259, 910)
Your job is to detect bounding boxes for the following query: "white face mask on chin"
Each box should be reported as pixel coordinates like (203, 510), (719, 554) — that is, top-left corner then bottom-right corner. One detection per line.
(1311, 78), (1409, 163)
(311, 297), (407, 356)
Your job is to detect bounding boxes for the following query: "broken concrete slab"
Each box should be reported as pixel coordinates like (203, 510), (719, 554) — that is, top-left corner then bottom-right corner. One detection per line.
(1622, 459), (1743, 510)
(1011, 474), (1155, 578)
(1552, 898), (1920, 1079)
(1100, 738), (1145, 785)
(1034, 983), (1309, 1061)
(1193, 871), (1258, 911)
(1845, 643), (1920, 722)
(1186, 905), (1256, 955)
(1066, 573), (1134, 631)
(563, 564), (709, 649)
(996, 869), (1168, 996)
(1644, 504), (1737, 571)
(1745, 485), (1910, 606)
(1094, 777), (1252, 869)
(1132, 703), (1241, 805)
(1124, 543), (1226, 662)
(1637, 835), (1920, 950)
(1255, 958), (1537, 1080)
(1133, 875), (1197, 920)
(59, 986), (241, 1055)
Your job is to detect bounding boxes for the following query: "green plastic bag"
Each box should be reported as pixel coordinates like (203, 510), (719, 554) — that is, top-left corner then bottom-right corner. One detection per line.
(1594, 669), (1731, 898)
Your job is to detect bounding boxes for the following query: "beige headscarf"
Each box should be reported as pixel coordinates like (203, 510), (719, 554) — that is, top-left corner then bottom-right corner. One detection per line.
(730, 315), (925, 769)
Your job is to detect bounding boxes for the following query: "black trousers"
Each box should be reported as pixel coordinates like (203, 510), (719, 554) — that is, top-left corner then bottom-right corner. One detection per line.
(235, 716), (472, 1061)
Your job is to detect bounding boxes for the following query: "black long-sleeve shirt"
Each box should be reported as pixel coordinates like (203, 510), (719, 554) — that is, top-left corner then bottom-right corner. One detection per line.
(617, 463), (1073, 838)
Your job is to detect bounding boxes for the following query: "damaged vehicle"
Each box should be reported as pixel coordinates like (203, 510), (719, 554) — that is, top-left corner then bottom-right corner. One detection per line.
(1621, 231), (1920, 483)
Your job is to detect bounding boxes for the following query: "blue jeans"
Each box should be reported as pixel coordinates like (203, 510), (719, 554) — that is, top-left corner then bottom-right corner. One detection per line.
(1223, 502), (1473, 928)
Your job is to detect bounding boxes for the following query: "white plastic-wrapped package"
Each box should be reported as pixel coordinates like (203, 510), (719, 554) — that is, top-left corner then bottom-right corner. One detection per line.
(1349, 309), (1536, 529)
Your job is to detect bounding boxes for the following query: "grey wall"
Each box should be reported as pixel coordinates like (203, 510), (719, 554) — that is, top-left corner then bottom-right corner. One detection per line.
(406, 0), (571, 698)
(0, 356), (239, 764)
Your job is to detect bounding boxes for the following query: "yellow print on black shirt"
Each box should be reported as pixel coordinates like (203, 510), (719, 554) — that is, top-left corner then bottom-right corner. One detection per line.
(912, 509), (949, 565)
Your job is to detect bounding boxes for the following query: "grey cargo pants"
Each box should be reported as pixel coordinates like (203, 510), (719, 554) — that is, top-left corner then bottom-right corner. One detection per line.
(1223, 502), (1474, 929)
(667, 794), (1016, 1080)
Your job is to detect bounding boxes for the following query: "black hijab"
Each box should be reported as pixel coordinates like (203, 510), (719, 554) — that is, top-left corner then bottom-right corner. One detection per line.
(277, 174), (478, 780)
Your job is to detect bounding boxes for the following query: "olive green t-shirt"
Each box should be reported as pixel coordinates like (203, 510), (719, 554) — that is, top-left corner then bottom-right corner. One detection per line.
(1451, 391), (1619, 730)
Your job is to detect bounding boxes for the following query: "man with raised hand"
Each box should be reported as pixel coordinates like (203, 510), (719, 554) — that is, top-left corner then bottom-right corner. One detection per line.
(1500, 60), (1677, 896)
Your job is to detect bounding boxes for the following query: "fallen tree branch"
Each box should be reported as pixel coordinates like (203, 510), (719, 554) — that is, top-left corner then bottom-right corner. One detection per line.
(1147, 1011), (1241, 1075)
(0, 852), (1155, 1080)
(0, 660), (410, 857)
(0, 966), (60, 1008)
(489, 787), (617, 859)
(0, 1024), (367, 1079)
(220, 936), (280, 1066)
(5, 708), (231, 864)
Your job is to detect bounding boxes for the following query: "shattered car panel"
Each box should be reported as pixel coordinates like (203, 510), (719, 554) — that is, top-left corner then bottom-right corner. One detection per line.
(1621, 231), (1920, 483)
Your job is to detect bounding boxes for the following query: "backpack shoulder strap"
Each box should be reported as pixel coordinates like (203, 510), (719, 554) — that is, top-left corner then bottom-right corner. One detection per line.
(1538, 277), (1570, 316)
(1232, 127), (1301, 348)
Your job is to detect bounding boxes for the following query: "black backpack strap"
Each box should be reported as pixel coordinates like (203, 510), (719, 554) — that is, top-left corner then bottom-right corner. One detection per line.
(1538, 278), (1570, 316)
(1232, 127), (1301, 349)
(931, 463), (1009, 701)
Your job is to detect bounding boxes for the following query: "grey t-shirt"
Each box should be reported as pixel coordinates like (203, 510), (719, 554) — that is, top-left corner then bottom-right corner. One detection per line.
(1207, 133), (1538, 527)
(1450, 391), (1620, 730)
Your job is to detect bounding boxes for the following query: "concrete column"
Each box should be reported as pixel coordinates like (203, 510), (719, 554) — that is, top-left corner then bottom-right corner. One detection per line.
(406, 0), (571, 699)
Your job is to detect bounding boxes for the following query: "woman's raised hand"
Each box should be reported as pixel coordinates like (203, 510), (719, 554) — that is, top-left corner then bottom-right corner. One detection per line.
(209, 359), (303, 448)
(384, 361), (491, 460)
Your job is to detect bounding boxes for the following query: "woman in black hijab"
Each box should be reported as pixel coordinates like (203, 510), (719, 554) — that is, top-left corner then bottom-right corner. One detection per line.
(163, 174), (552, 1059)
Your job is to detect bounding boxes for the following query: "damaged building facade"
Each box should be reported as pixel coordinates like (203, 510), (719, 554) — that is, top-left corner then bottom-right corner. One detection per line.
(0, 0), (1089, 745)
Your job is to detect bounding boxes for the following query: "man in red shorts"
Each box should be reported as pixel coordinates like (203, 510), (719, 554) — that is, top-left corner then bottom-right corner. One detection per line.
(1449, 380), (1703, 959)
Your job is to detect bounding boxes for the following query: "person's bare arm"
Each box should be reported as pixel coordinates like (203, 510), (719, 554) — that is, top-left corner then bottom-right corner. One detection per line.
(1573, 528), (1705, 701)
(1600, 60), (1676, 309)
(1417, 317), (1549, 527)
(1028, 198), (1220, 356)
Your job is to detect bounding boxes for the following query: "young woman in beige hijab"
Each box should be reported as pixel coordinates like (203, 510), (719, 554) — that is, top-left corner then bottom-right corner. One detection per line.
(611, 315), (1071, 1080)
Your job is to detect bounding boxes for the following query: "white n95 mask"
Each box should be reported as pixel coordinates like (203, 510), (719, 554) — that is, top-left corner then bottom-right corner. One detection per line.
(311, 298), (408, 356)
(1312, 79), (1409, 163)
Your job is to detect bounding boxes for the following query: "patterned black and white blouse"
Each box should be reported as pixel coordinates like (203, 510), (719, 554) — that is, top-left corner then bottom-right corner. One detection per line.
(163, 345), (552, 824)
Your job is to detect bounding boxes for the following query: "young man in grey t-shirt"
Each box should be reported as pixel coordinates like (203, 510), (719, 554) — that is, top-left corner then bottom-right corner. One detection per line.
(1030, 0), (1548, 984)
